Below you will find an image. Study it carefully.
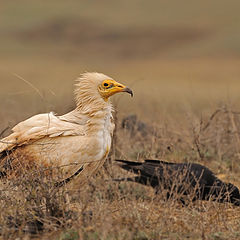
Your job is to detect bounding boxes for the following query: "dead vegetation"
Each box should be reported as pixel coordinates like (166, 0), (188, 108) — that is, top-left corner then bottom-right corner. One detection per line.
(0, 105), (240, 239)
(1, 1), (240, 239)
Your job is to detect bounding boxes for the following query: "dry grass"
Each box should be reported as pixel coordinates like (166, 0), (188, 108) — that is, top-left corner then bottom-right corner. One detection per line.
(1, 105), (240, 240)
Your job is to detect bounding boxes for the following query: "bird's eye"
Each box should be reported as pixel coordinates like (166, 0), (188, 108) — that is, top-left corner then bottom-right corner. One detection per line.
(104, 83), (109, 87)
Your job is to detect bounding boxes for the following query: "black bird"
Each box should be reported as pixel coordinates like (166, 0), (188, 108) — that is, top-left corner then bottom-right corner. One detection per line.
(115, 159), (240, 206)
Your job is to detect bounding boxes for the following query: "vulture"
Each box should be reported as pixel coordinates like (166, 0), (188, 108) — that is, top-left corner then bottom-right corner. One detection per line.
(0, 72), (133, 185)
(115, 159), (240, 206)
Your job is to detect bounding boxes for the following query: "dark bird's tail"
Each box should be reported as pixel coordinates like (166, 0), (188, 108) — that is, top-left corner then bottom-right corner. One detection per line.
(116, 159), (143, 173)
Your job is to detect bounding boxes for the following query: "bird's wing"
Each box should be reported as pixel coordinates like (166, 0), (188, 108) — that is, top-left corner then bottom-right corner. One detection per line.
(0, 112), (86, 153)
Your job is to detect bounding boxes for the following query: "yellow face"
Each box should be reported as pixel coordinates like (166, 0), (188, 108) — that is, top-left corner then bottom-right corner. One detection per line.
(98, 79), (133, 100)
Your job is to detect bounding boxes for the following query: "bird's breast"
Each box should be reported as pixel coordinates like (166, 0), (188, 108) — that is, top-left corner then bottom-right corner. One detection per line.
(94, 127), (111, 161)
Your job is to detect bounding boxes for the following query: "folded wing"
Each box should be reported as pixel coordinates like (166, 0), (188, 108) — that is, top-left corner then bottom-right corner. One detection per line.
(0, 112), (86, 154)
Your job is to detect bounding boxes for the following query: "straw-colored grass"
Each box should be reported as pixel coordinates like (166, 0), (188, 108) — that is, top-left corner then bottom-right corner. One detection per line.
(1, 104), (240, 239)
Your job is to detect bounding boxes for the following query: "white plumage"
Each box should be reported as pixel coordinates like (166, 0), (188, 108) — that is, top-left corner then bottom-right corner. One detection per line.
(0, 72), (132, 185)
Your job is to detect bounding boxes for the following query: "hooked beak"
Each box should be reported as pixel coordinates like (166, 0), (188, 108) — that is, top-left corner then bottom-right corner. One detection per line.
(122, 87), (133, 97)
(100, 80), (133, 100)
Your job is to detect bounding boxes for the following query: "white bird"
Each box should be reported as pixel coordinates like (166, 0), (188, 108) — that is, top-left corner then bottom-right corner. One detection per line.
(0, 72), (133, 185)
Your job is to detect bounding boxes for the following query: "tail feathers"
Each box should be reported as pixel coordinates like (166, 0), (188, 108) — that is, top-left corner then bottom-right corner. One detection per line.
(144, 159), (175, 165)
(115, 159), (172, 175)
(115, 159), (143, 174)
(116, 159), (174, 167)
(115, 159), (142, 166)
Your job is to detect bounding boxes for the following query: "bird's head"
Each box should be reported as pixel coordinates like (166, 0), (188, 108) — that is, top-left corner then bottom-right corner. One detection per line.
(75, 72), (133, 102)
(98, 78), (133, 101)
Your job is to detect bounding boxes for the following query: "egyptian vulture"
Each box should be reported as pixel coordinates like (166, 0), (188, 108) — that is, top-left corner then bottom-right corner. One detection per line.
(115, 159), (240, 206)
(0, 72), (133, 185)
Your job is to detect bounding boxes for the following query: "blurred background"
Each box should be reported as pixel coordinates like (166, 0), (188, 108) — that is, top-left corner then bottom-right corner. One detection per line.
(1, 0), (240, 130)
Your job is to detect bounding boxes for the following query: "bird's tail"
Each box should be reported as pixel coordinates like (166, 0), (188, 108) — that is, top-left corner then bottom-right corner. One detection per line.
(115, 159), (142, 166)
(115, 159), (143, 174)
(144, 159), (175, 165)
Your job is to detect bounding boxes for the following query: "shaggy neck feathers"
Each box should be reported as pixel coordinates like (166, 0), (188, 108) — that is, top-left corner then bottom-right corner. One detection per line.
(74, 73), (114, 131)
